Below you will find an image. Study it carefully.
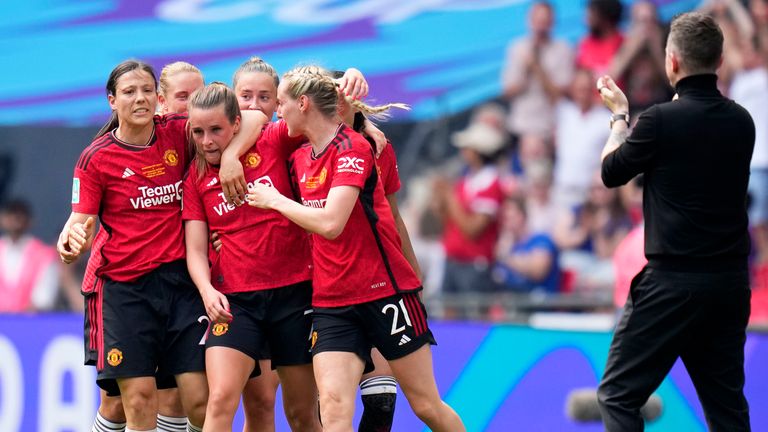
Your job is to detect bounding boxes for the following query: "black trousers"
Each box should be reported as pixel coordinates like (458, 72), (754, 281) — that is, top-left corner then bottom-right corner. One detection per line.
(597, 266), (751, 431)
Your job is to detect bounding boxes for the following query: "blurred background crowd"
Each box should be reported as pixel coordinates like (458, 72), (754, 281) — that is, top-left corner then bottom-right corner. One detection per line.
(2, 0), (768, 325)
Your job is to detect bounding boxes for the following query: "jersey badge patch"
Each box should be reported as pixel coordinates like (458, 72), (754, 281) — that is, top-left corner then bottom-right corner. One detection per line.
(245, 152), (262, 168)
(212, 323), (229, 336)
(71, 178), (80, 204)
(306, 167), (327, 189)
(107, 348), (123, 367)
(164, 149), (179, 167)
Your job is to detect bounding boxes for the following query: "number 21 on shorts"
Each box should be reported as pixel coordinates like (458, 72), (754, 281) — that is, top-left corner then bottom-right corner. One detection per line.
(381, 299), (413, 335)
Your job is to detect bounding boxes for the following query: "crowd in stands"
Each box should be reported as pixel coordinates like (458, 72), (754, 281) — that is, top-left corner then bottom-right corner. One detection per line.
(401, 0), (768, 322)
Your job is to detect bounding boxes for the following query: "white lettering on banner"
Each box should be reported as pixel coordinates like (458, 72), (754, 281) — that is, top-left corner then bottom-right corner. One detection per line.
(130, 180), (183, 209)
(302, 198), (327, 208)
(155, 0), (522, 24)
(0, 336), (22, 432)
(39, 336), (95, 432)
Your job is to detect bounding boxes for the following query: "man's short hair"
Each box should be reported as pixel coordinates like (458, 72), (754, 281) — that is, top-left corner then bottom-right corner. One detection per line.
(669, 12), (724, 73)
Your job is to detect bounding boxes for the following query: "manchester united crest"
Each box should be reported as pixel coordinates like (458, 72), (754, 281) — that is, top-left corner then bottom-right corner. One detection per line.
(245, 152), (262, 168)
(164, 149), (179, 166)
(107, 348), (123, 367)
(212, 322), (229, 336)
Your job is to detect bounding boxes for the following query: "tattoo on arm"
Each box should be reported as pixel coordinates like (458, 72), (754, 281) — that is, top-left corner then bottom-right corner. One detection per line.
(601, 127), (629, 161)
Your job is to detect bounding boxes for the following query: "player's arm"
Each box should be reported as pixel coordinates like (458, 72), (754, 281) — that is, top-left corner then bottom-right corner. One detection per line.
(219, 110), (269, 205)
(185, 220), (232, 323)
(58, 212), (96, 263)
(247, 184), (359, 240)
(386, 194), (422, 279)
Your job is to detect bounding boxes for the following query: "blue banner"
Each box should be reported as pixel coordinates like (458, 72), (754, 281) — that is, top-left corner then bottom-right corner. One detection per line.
(0, 0), (699, 126)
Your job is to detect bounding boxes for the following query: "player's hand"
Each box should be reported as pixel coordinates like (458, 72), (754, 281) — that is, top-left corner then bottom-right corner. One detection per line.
(596, 75), (629, 115)
(202, 287), (232, 323)
(219, 154), (247, 206)
(363, 119), (387, 157)
(210, 231), (223, 253)
(67, 217), (95, 257)
(246, 182), (282, 209)
(57, 228), (77, 264)
(337, 68), (369, 100)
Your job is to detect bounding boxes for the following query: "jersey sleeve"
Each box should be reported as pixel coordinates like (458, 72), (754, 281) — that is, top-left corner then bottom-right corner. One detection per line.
(263, 120), (306, 158)
(181, 168), (207, 222)
(72, 151), (104, 215)
(158, 114), (192, 167)
(331, 139), (374, 190)
(377, 142), (401, 195)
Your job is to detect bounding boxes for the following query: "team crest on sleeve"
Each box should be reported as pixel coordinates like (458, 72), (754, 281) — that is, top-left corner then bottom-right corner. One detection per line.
(337, 156), (365, 174)
(212, 322), (229, 336)
(71, 178), (80, 204)
(245, 152), (262, 168)
(164, 149), (179, 166)
(106, 348), (123, 366)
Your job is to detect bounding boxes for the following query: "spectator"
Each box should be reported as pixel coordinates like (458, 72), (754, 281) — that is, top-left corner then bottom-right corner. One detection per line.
(576, 0), (624, 76)
(553, 68), (611, 209)
(433, 122), (505, 303)
(554, 173), (632, 293)
(0, 199), (59, 312)
(492, 195), (560, 294)
(501, 1), (574, 140)
(523, 159), (559, 235)
(612, 223), (646, 310)
(610, 0), (673, 118)
(729, 35), (768, 266)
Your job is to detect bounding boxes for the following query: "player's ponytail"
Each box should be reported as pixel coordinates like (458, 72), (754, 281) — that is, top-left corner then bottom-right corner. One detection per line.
(95, 59), (158, 139)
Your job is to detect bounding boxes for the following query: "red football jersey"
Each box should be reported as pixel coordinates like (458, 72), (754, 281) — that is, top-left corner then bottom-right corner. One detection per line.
(81, 228), (107, 293)
(442, 167), (503, 262)
(183, 121), (311, 294)
(291, 124), (421, 307)
(72, 114), (190, 282)
(377, 141), (401, 196)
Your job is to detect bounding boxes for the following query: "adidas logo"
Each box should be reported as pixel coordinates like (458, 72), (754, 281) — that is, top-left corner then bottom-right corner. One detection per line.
(398, 335), (411, 346)
(122, 168), (135, 179)
(207, 177), (218, 187)
(300, 173), (306, 183)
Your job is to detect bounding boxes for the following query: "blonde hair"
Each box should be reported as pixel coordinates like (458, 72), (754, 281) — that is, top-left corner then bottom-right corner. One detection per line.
(233, 56), (279, 89)
(187, 82), (241, 178)
(328, 70), (409, 123)
(282, 65), (411, 122)
(281, 65), (340, 118)
(346, 98), (410, 121)
(158, 61), (203, 97)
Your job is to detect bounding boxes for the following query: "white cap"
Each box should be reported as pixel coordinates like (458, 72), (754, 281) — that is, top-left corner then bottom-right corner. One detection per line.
(452, 122), (507, 156)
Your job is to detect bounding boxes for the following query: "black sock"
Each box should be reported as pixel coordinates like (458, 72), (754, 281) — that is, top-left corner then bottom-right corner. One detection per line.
(358, 376), (397, 432)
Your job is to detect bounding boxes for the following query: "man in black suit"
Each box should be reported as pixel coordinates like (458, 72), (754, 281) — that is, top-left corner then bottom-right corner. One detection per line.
(595, 12), (754, 431)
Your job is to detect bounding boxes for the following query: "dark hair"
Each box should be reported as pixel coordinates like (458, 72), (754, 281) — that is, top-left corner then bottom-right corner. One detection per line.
(668, 12), (723, 72)
(588, 0), (623, 26)
(1, 198), (31, 218)
(95, 60), (157, 139)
